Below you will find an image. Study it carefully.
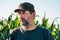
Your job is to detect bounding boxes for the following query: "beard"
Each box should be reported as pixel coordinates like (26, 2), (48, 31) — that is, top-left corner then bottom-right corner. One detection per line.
(21, 19), (29, 26)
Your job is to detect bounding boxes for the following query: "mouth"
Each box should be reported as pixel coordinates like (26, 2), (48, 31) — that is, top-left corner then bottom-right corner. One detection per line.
(21, 19), (29, 26)
(21, 19), (25, 22)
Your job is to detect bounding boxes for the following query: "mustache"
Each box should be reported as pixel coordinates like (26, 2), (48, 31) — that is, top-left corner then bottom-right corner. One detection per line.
(21, 18), (26, 21)
(21, 18), (27, 22)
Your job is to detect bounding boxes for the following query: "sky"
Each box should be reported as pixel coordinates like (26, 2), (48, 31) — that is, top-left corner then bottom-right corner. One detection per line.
(0, 0), (60, 24)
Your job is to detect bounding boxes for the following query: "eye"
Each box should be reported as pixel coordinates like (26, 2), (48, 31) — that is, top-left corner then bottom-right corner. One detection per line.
(18, 12), (21, 14)
(22, 11), (25, 14)
(18, 11), (25, 14)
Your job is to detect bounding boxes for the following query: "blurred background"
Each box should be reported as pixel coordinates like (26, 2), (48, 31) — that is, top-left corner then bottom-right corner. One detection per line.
(0, 0), (60, 40)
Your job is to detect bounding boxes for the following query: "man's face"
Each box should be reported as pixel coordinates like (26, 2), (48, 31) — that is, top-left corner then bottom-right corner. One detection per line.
(18, 10), (35, 26)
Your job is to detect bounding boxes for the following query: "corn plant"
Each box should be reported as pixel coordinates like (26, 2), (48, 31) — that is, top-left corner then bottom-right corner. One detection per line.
(0, 13), (20, 40)
(0, 13), (60, 40)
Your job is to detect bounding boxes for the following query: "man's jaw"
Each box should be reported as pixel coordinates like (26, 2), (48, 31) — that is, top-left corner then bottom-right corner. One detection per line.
(21, 19), (29, 26)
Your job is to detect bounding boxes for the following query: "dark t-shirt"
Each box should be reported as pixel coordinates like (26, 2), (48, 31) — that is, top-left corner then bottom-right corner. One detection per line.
(9, 26), (54, 40)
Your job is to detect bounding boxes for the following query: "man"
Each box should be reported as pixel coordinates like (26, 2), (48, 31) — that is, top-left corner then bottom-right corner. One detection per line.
(9, 2), (54, 40)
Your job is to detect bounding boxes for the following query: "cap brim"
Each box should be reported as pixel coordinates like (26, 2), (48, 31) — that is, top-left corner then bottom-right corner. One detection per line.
(14, 9), (26, 12)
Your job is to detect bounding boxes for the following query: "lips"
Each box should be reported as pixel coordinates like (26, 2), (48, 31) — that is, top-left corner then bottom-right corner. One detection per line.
(21, 20), (25, 22)
(21, 19), (26, 22)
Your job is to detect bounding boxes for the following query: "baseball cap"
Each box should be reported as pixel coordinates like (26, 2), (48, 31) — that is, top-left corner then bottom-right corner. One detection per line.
(14, 2), (35, 13)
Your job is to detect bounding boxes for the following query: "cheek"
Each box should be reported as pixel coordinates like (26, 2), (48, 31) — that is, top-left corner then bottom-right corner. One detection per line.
(26, 15), (31, 20)
(25, 15), (31, 21)
(24, 13), (30, 19)
(24, 11), (33, 22)
(27, 16), (33, 22)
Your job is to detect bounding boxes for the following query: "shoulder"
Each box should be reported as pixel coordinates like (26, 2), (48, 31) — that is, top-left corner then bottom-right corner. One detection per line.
(37, 26), (54, 40)
(9, 27), (20, 34)
(36, 26), (51, 35)
(37, 26), (49, 32)
(8, 27), (21, 40)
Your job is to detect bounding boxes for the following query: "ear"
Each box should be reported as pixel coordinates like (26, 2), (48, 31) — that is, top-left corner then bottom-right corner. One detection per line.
(32, 12), (36, 19)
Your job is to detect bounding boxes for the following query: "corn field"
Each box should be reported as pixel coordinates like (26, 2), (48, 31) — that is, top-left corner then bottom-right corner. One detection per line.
(0, 13), (60, 40)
